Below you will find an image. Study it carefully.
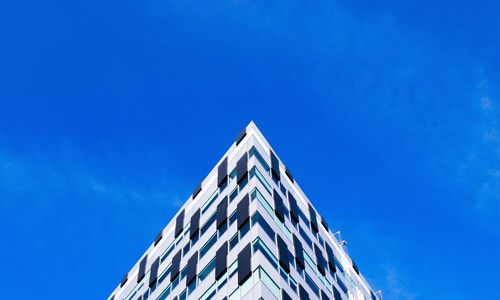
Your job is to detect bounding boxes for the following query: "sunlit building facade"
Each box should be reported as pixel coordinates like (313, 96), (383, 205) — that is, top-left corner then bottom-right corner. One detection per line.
(109, 122), (380, 300)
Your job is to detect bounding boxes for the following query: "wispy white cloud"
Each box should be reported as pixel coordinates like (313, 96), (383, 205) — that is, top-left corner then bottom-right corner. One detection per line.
(0, 141), (189, 245)
(383, 266), (416, 300)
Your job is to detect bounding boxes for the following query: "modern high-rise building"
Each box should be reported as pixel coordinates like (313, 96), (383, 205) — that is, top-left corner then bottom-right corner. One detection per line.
(108, 122), (381, 300)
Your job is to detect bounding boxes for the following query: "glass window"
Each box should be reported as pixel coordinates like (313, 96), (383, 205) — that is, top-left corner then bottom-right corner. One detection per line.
(228, 168), (237, 184)
(218, 221), (228, 237)
(240, 271), (254, 297)
(249, 166), (272, 195)
(256, 267), (280, 299)
(198, 258), (216, 283)
(183, 241), (190, 256)
(158, 264), (172, 284)
(239, 220), (250, 238)
(251, 212), (275, 242)
(229, 187), (238, 202)
(202, 191), (218, 215)
(161, 243), (175, 263)
(249, 146), (270, 173)
(200, 282), (216, 300)
(229, 211), (237, 225)
(228, 260), (238, 278)
(239, 175), (248, 190)
(305, 271), (320, 297)
(200, 212), (216, 236)
(156, 284), (171, 300)
(252, 238), (278, 269)
(299, 226), (313, 248)
(229, 233), (239, 250)
(179, 289), (186, 300)
(200, 233), (217, 259)
(251, 188), (274, 217)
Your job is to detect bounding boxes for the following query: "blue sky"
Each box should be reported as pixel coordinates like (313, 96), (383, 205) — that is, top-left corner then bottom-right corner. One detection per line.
(1, 0), (499, 299)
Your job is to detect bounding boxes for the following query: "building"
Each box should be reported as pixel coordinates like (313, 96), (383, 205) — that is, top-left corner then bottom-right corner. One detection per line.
(108, 122), (381, 300)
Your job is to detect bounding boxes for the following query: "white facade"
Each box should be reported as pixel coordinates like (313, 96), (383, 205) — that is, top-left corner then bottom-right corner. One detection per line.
(108, 122), (381, 300)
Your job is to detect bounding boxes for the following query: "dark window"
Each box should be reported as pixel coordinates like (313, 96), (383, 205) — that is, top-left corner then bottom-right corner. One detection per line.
(321, 216), (329, 232)
(321, 290), (330, 300)
(325, 244), (337, 273)
(137, 255), (147, 283)
(235, 128), (246, 145)
(120, 273), (128, 287)
(186, 252), (198, 285)
(337, 278), (348, 295)
(314, 243), (327, 276)
(239, 220), (250, 238)
(229, 211), (237, 225)
(175, 210), (185, 238)
(215, 242), (228, 280)
(285, 167), (294, 183)
(352, 260), (360, 274)
(236, 152), (248, 184)
(238, 243), (252, 285)
(192, 184), (202, 199)
(149, 257), (160, 287)
(282, 290), (293, 300)
(293, 234), (305, 270)
(288, 192), (299, 223)
(229, 233), (239, 250)
(183, 241), (190, 256)
(273, 189), (286, 223)
(217, 157), (228, 188)
(170, 251), (182, 282)
(237, 194), (250, 229)
(277, 235), (290, 273)
(154, 231), (163, 246)
(299, 225), (313, 248)
(308, 204), (318, 234)
(217, 196), (228, 229)
(270, 151), (280, 180)
(229, 187), (239, 202)
(190, 209), (201, 239)
(305, 272), (319, 297)
(333, 285), (343, 300)
(299, 284), (310, 300)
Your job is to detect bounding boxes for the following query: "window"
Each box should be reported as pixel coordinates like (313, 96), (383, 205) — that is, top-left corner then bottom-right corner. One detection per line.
(156, 283), (171, 300)
(158, 264), (172, 285)
(228, 260), (238, 278)
(229, 187), (238, 202)
(183, 241), (190, 256)
(200, 233), (217, 259)
(251, 212), (276, 242)
(200, 212), (216, 236)
(256, 267), (280, 299)
(305, 271), (320, 297)
(198, 258), (216, 283)
(249, 166), (272, 195)
(202, 191), (218, 214)
(229, 233), (239, 250)
(161, 244), (175, 263)
(218, 221), (228, 237)
(239, 220), (250, 238)
(229, 211), (237, 225)
(251, 188), (274, 218)
(249, 146), (270, 173)
(299, 226), (313, 248)
(252, 238), (278, 269)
